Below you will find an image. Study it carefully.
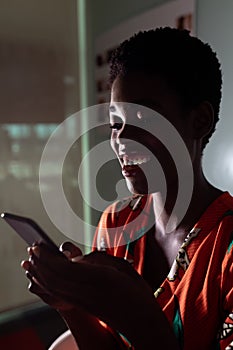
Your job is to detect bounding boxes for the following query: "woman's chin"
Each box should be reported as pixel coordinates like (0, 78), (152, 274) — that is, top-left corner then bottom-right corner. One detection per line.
(125, 177), (166, 196)
(125, 178), (148, 195)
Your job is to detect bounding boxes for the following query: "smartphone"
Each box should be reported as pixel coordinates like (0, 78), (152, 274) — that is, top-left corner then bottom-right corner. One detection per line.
(1, 212), (60, 253)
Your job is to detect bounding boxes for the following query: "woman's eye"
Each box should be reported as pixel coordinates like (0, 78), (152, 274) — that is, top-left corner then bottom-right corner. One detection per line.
(109, 123), (123, 131)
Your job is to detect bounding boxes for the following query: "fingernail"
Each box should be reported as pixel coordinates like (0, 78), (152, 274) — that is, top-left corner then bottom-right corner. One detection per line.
(21, 260), (28, 270)
(32, 246), (40, 257)
(27, 247), (33, 255)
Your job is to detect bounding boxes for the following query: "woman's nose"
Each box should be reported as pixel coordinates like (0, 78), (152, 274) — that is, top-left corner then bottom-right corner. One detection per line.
(118, 124), (144, 147)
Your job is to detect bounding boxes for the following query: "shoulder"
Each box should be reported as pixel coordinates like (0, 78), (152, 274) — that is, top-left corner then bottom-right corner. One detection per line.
(216, 192), (233, 240)
(99, 194), (147, 226)
(218, 191), (233, 212)
(94, 194), (152, 252)
(104, 194), (147, 213)
(207, 193), (233, 271)
(198, 192), (233, 241)
(209, 193), (233, 256)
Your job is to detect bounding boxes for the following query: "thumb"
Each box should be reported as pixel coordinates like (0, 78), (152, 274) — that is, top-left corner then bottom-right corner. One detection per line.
(60, 241), (83, 261)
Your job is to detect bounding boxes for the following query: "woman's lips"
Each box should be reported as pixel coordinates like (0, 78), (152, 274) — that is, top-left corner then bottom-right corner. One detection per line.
(120, 154), (151, 177)
(122, 164), (139, 177)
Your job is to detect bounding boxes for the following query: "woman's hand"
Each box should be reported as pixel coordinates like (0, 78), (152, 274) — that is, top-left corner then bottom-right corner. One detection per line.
(21, 243), (179, 349)
(22, 242), (153, 325)
(22, 242), (128, 350)
(21, 242), (83, 311)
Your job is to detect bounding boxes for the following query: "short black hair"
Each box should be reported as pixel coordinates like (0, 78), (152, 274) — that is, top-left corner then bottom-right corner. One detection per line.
(109, 27), (222, 149)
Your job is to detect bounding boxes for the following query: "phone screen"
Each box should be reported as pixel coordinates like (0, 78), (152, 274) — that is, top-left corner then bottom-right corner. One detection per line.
(1, 212), (59, 252)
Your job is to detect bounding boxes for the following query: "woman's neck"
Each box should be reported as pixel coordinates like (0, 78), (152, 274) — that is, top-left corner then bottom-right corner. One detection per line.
(152, 171), (223, 236)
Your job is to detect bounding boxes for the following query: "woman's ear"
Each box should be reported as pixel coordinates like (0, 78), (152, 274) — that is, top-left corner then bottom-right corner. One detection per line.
(191, 101), (214, 139)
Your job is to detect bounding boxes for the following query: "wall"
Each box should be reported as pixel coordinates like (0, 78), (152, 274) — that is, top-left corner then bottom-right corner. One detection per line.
(197, 0), (233, 193)
(0, 0), (83, 311)
(91, 0), (172, 37)
(88, 0), (173, 105)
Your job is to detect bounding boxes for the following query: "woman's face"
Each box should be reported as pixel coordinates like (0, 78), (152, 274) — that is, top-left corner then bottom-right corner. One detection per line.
(110, 72), (194, 195)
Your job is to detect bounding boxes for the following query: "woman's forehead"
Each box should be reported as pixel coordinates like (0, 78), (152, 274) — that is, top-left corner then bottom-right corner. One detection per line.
(110, 73), (184, 120)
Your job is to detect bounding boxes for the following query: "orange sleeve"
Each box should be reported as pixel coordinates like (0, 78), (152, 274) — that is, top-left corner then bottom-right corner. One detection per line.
(219, 227), (233, 349)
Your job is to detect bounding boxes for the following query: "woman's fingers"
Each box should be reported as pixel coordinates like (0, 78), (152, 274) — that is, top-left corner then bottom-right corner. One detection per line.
(21, 258), (47, 289)
(82, 251), (139, 279)
(22, 255), (75, 311)
(60, 241), (83, 261)
(21, 244), (154, 332)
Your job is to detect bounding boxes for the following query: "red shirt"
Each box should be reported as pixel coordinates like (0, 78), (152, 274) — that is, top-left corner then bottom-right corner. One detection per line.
(94, 192), (233, 349)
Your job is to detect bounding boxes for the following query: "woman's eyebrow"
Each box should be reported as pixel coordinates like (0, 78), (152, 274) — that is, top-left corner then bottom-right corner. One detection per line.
(131, 98), (161, 109)
(109, 99), (161, 110)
